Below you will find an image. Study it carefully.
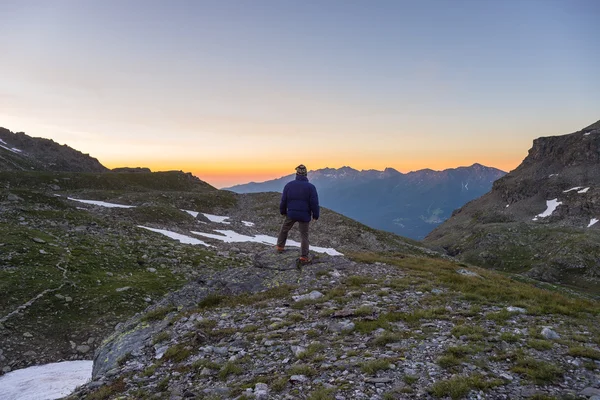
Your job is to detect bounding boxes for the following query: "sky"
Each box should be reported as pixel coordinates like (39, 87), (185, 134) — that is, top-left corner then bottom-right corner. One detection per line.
(0, 0), (598, 188)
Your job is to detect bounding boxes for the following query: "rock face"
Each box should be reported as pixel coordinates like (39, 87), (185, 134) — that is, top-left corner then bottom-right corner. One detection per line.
(425, 120), (600, 292)
(0, 127), (108, 172)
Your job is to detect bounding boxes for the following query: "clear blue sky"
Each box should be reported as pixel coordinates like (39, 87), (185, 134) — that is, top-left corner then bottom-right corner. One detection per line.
(1, 0), (598, 187)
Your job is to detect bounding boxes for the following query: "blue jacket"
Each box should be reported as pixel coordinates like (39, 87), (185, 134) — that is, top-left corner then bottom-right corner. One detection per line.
(280, 175), (320, 222)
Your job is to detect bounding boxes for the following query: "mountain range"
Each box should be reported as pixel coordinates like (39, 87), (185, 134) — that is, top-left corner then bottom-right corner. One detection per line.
(226, 164), (506, 240)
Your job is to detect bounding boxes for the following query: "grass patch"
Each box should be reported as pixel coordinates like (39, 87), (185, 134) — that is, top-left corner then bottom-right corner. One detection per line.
(346, 253), (600, 317)
(307, 386), (336, 400)
(487, 309), (512, 323)
(438, 354), (463, 369)
(163, 344), (192, 363)
(451, 325), (486, 341)
(219, 361), (243, 380)
(86, 378), (127, 400)
(298, 342), (326, 360)
(511, 357), (562, 384)
(355, 305), (374, 316)
(361, 359), (392, 374)
(372, 332), (403, 347)
(568, 346), (600, 360)
(152, 331), (171, 345)
(288, 364), (317, 376)
(499, 332), (520, 343)
(429, 374), (502, 399)
(198, 293), (226, 309)
(528, 339), (553, 351)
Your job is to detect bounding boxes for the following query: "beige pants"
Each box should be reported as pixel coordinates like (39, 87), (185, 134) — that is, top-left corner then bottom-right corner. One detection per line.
(276, 217), (309, 257)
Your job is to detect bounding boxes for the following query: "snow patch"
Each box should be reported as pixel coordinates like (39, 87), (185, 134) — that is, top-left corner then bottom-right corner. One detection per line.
(548, 174), (558, 177)
(242, 221), (255, 227)
(138, 226), (212, 246)
(563, 187), (582, 193)
(535, 199), (562, 219)
(0, 360), (92, 400)
(584, 132), (591, 136)
(588, 218), (598, 228)
(68, 198), (135, 208)
(505, 204), (509, 208)
(191, 229), (343, 256)
(0, 143), (22, 154)
(202, 213), (231, 224)
(578, 187), (590, 194)
(182, 210), (234, 225)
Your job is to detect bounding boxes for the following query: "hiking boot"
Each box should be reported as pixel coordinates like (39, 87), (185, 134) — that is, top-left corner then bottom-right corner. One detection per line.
(275, 246), (285, 253)
(298, 256), (311, 264)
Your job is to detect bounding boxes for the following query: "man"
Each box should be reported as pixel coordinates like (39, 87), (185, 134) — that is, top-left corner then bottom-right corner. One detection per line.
(276, 164), (319, 263)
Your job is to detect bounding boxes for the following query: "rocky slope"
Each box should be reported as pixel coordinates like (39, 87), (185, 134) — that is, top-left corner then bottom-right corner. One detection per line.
(0, 127), (108, 172)
(425, 121), (600, 294)
(226, 164), (506, 240)
(70, 249), (600, 400)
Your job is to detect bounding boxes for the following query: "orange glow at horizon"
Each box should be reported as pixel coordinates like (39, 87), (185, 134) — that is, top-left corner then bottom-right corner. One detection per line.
(103, 153), (524, 189)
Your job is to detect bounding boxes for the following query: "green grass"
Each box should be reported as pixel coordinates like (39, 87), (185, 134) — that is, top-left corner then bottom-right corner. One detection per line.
(511, 357), (562, 384)
(438, 354), (463, 369)
(219, 361), (243, 380)
(361, 359), (392, 374)
(451, 325), (486, 340)
(288, 364), (317, 376)
(142, 306), (176, 322)
(86, 378), (127, 400)
(198, 293), (226, 309)
(372, 332), (403, 347)
(499, 332), (521, 343)
(429, 374), (502, 399)
(152, 331), (171, 345)
(307, 387), (336, 400)
(487, 309), (512, 323)
(163, 344), (192, 363)
(568, 346), (600, 360)
(355, 305), (374, 316)
(345, 275), (376, 286)
(298, 342), (326, 360)
(528, 339), (553, 351)
(347, 253), (600, 317)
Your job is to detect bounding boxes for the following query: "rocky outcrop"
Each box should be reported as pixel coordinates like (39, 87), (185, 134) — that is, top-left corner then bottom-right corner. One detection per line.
(112, 167), (152, 173)
(0, 127), (108, 172)
(425, 120), (600, 292)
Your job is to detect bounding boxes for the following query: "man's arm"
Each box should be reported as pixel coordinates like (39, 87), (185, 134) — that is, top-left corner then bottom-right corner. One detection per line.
(309, 185), (319, 220)
(280, 185), (288, 215)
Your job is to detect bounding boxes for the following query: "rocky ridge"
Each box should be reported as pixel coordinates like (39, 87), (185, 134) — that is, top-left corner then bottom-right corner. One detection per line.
(0, 127), (108, 172)
(425, 121), (600, 293)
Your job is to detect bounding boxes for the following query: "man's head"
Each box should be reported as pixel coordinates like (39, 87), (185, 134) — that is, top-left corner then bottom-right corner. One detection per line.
(295, 164), (307, 176)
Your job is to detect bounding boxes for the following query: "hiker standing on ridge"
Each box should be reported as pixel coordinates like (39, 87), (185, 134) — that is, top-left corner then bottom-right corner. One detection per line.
(276, 164), (319, 263)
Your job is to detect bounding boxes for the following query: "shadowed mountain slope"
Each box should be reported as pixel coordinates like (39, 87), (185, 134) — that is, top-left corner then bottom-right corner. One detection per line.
(425, 120), (600, 293)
